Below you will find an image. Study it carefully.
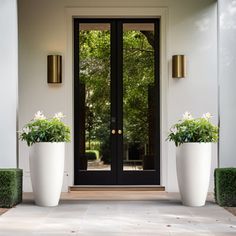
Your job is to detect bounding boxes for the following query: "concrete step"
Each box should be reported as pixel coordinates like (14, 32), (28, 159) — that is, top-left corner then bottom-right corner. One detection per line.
(69, 185), (165, 192)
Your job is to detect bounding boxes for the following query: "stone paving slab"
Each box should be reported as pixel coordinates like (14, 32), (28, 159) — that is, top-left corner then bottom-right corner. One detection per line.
(0, 208), (8, 216)
(0, 197), (235, 235)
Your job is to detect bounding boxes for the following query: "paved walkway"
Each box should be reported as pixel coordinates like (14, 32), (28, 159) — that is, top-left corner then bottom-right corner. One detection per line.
(0, 192), (235, 236)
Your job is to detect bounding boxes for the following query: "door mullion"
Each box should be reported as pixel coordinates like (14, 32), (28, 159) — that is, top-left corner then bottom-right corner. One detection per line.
(111, 20), (118, 180)
(116, 21), (123, 184)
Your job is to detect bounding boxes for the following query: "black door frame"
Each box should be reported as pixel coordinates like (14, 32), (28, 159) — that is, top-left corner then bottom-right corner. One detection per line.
(74, 18), (160, 185)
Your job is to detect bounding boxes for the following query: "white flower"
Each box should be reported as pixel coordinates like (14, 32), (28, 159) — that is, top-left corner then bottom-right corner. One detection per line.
(202, 112), (212, 120)
(54, 112), (65, 120)
(22, 127), (30, 134)
(171, 127), (177, 135)
(182, 111), (193, 120)
(34, 111), (46, 120)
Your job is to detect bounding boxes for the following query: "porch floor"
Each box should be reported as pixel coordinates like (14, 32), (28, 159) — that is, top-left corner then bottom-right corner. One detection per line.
(0, 192), (235, 235)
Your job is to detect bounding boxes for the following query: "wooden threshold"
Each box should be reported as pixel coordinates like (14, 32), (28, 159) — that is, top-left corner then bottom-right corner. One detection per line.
(69, 185), (165, 192)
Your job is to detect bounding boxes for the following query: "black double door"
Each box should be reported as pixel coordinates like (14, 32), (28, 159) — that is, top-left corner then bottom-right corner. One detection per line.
(74, 18), (160, 185)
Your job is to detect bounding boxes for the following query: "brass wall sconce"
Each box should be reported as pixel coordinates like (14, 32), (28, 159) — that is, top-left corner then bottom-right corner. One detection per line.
(47, 55), (62, 83)
(172, 55), (186, 78)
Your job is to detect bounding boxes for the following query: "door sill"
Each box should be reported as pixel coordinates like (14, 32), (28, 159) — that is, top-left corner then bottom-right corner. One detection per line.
(69, 185), (165, 192)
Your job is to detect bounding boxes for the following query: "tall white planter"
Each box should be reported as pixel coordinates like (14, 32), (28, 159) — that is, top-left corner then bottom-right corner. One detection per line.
(176, 143), (211, 207)
(29, 142), (65, 207)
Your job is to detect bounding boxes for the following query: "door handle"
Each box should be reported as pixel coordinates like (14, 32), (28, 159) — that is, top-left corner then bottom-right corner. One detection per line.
(111, 129), (122, 134)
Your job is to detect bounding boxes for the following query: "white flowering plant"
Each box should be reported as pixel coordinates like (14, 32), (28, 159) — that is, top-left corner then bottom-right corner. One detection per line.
(167, 112), (218, 146)
(20, 111), (70, 146)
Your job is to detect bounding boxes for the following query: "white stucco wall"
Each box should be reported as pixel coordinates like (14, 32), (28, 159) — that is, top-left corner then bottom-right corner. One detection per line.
(219, 0), (236, 168)
(0, 0), (18, 168)
(18, 0), (218, 192)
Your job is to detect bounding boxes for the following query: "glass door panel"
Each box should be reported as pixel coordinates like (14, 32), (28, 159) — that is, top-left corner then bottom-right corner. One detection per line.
(122, 23), (156, 171)
(79, 23), (111, 171)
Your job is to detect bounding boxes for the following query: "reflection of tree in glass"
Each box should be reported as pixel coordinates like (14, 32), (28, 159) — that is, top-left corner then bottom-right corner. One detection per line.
(79, 29), (154, 160)
(123, 30), (154, 145)
(80, 30), (111, 155)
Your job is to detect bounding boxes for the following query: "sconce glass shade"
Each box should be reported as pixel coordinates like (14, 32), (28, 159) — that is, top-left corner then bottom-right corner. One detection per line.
(47, 55), (62, 83)
(172, 55), (186, 78)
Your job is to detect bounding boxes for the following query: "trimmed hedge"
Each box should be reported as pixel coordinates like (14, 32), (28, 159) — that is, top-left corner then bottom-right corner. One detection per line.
(86, 150), (99, 160)
(214, 168), (236, 207)
(0, 169), (23, 208)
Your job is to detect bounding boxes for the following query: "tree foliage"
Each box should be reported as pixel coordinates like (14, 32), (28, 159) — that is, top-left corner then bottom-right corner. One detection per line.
(79, 29), (155, 152)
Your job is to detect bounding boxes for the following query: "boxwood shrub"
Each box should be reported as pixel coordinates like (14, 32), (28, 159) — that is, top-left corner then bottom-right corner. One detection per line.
(85, 150), (99, 160)
(85, 152), (96, 160)
(214, 168), (236, 207)
(0, 169), (23, 208)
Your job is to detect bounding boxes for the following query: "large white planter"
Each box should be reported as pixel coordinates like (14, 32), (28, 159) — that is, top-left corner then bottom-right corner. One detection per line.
(176, 143), (211, 207)
(29, 142), (65, 207)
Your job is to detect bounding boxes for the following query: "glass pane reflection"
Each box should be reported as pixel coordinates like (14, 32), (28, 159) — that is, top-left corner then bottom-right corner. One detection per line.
(79, 23), (111, 171)
(123, 23), (156, 171)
